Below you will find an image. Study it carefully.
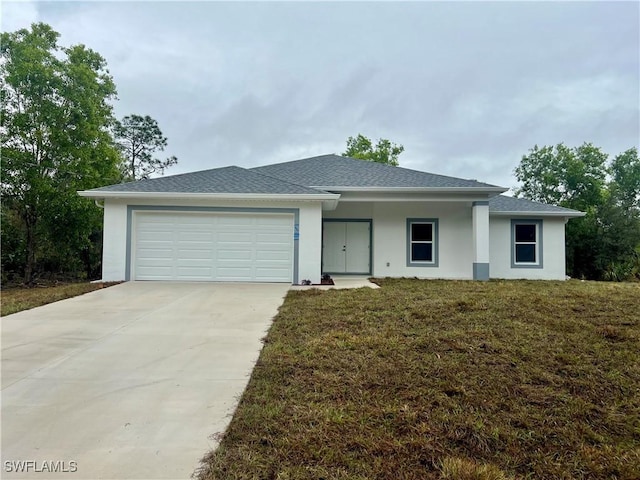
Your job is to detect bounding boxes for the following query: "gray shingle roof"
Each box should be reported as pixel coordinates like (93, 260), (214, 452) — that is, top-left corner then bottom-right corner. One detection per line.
(252, 154), (504, 189)
(489, 195), (583, 215)
(87, 166), (328, 195)
(82, 155), (582, 216)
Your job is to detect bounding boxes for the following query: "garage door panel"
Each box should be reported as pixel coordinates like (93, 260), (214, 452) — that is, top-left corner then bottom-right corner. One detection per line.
(137, 247), (174, 259)
(178, 215), (212, 223)
(217, 249), (252, 260)
(176, 249), (213, 260)
(256, 232), (290, 242)
(141, 217), (173, 225)
(218, 232), (253, 242)
(217, 216), (253, 226)
(218, 256), (252, 265)
(134, 212), (293, 282)
(217, 241), (252, 250)
(137, 266), (173, 278)
(139, 223), (174, 232)
(175, 266), (213, 277)
(256, 216), (291, 226)
(178, 231), (213, 242)
(137, 241), (174, 249)
(216, 267), (252, 279)
(138, 231), (174, 242)
(175, 226), (208, 233)
(256, 250), (291, 261)
(176, 241), (214, 250)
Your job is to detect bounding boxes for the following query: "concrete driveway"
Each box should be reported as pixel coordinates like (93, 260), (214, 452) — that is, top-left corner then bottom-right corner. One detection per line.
(1, 282), (290, 479)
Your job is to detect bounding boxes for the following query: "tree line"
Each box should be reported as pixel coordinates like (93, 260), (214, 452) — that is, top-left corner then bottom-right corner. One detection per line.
(1, 23), (178, 285)
(514, 143), (639, 281)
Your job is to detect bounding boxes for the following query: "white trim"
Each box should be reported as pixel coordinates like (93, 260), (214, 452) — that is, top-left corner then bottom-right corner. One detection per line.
(313, 186), (507, 194)
(79, 191), (340, 210)
(512, 220), (543, 268)
(78, 191), (339, 200)
(406, 219), (439, 267)
(491, 210), (584, 218)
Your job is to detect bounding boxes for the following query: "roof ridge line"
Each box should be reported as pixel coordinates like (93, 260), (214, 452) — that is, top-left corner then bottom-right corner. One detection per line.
(253, 154), (505, 189)
(249, 166), (331, 194)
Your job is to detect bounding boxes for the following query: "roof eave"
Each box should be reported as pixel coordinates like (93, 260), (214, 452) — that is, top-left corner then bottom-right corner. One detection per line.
(490, 210), (585, 217)
(313, 186), (508, 194)
(77, 191), (340, 201)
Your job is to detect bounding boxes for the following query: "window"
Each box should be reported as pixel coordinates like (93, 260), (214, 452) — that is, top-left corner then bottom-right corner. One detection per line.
(407, 219), (438, 266)
(512, 220), (543, 268)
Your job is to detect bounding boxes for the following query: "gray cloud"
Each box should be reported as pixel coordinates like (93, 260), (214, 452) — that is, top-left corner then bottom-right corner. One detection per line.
(3, 1), (638, 189)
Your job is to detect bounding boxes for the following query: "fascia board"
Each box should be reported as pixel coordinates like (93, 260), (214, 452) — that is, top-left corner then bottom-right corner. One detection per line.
(490, 211), (585, 218)
(77, 191), (340, 201)
(314, 186), (508, 195)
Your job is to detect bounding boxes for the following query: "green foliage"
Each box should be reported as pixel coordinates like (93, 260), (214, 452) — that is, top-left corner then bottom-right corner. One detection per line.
(514, 143), (607, 211)
(610, 147), (640, 212)
(514, 143), (640, 281)
(113, 114), (178, 180)
(603, 249), (640, 282)
(0, 207), (26, 283)
(1, 23), (122, 283)
(343, 133), (404, 166)
(1, 281), (117, 316)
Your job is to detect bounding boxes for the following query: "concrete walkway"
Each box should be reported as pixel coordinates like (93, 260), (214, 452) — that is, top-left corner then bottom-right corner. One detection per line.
(1, 282), (289, 479)
(290, 276), (380, 291)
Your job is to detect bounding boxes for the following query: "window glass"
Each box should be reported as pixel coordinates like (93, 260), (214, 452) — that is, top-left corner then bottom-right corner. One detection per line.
(515, 244), (536, 263)
(412, 223), (433, 242)
(412, 243), (433, 262)
(515, 224), (536, 243)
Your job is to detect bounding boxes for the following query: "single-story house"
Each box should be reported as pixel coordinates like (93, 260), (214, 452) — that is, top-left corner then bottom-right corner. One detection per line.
(78, 154), (583, 283)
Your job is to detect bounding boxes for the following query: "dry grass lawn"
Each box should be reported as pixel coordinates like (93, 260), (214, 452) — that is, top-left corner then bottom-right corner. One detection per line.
(197, 278), (640, 480)
(1, 282), (117, 316)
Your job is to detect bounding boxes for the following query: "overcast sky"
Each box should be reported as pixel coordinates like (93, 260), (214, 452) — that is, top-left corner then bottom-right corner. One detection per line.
(3, 1), (639, 190)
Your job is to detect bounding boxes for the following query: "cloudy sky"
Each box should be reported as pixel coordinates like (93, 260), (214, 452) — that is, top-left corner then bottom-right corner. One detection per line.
(3, 1), (639, 190)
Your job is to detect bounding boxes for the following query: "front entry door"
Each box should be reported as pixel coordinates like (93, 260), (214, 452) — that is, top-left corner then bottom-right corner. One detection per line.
(322, 221), (371, 274)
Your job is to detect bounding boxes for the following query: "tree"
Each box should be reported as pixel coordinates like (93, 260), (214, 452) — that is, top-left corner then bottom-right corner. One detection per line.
(513, 143), (607, 211)
(1, 23), (122, 283)
(514, 143), (640, 280)
(343, 134), (404, 166)
(609, 147), (640, 211)
(113, 114), (178, 181)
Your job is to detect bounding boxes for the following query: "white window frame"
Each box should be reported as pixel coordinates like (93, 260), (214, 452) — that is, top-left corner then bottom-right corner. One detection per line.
(407, 219), (439, 267)
(511, 219), (543, 268)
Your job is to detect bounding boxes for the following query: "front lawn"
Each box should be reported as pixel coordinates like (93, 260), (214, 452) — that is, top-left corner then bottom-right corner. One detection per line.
(1, 282), (117, 316)
(197, 279), (640, 480)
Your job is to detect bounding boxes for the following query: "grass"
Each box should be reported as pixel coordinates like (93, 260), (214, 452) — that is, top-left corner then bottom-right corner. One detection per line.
(197, 278), (640, 480)
(1, 281), (118, 316)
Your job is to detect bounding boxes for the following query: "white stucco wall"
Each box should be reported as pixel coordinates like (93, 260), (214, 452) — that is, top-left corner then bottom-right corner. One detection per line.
(489, 216), (568, 280)
(324, 201), (475, 279)
(323, 202), (570, 280)
(101, 201), (128, 282)
(472, 203), (490, 264)
(100, 197), (569, 283)
(297, 204), (323, 283)
(100, 198), (323, 283)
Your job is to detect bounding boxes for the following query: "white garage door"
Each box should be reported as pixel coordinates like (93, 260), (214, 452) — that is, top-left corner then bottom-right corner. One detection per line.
(133, 211), (294, 282)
